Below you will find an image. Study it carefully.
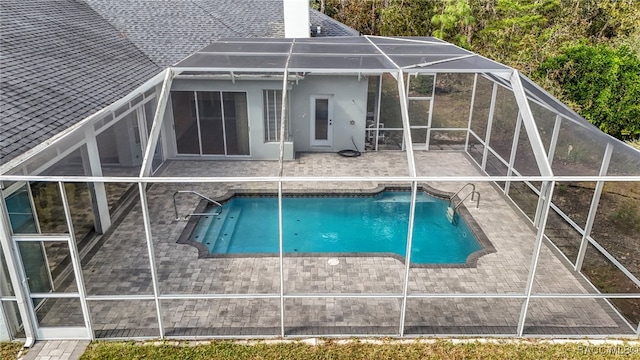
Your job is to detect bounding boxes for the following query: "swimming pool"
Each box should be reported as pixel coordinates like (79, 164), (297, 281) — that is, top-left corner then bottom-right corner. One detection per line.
(188, 191), (483, 264)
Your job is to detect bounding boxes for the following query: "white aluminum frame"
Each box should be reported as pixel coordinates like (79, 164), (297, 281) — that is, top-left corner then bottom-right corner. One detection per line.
(1, 35), (640, 341)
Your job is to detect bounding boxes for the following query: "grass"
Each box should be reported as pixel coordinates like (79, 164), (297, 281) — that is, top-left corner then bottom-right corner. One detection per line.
(76, 339), (640, 360)
(0, 342), (23, 360)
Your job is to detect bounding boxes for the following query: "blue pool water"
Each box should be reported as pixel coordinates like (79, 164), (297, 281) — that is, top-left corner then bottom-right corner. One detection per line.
(190, 191), (481, 264)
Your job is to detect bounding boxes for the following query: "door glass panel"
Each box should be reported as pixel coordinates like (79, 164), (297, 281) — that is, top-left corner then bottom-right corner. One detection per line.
(171, 91), (200, 154)
(223, 92), (250, 155)
(315, 98), (329, 141)
(5, 185), (37, 234)
(33, 297), (84, 327)
(198, 91), (225, 155)
(17, 242), (52, 294)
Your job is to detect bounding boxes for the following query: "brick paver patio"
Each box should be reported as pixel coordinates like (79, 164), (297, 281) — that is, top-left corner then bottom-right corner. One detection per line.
(40, 151), (635, 337)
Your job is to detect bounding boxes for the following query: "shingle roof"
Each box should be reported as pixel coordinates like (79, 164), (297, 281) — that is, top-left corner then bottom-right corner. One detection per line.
(83, 1), (358, 67)
(309, 9), (359, 37)
(0, 0), (357, 164)
(0, 0), (160, 163)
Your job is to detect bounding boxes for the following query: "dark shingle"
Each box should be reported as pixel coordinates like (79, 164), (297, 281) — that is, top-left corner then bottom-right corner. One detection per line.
(309, 9), (359, 37)
(83, 1), (357, 66)
(0, 0), (160, 163)
(1, 0), (355, 165)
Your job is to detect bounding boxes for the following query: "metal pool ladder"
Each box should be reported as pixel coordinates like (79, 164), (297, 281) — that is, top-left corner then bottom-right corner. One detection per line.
(173, 190), (223, 220)
(447, 183), (480, 224)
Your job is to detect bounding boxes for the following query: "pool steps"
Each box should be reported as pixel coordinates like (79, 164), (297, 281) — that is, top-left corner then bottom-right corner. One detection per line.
(211, 207), (242, 253)
(189, 206), (243, 253)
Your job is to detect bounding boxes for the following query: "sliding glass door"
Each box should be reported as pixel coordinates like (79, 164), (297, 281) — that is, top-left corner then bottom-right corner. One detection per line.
(171, 91), (250, 156)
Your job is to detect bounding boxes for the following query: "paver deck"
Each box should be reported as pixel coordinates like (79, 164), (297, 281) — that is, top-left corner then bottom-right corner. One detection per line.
(22, 340), (89, 360)
(38, 151), (635, 337)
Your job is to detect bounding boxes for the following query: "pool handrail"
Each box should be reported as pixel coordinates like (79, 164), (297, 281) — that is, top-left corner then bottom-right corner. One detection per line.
(173, 190), (223, 220)
(448, 183), (480, 210)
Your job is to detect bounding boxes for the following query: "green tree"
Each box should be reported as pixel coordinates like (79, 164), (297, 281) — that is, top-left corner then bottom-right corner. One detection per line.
(311, 0), (383, 35)
(431, 0), (475, 48)
(536, 44), (640, 139)
(475, 0), (560, 72)
(378, 0), (436, 36)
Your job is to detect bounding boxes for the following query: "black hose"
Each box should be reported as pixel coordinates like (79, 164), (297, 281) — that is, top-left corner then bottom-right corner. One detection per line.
(338, 136), (362, 157)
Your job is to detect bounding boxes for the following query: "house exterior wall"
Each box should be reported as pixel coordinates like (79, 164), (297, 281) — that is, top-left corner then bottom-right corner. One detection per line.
(0, 309), (8, 340)
(289, 75), (368, 153)
(168, 79), (294, 160)
(166, 75), (369, 160)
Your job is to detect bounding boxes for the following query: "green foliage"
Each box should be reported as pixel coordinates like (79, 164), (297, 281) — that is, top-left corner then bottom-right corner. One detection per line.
(431, 0), (475, 48)
(314, 0), (640, 141)
(311, 0), (382, 35)
(378, 0), (435, 36)
(475, 0), (560, 71)
(537, 44), (640, 139)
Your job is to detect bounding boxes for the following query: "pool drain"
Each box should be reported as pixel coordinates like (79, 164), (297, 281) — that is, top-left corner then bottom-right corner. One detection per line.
(327, 258), (339, 266)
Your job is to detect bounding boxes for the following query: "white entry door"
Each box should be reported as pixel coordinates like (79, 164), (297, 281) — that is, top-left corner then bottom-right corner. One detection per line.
(310, 95), (333, 147)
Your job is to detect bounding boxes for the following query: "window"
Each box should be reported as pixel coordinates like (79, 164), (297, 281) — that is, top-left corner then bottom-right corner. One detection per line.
(263, 90), (288, 142)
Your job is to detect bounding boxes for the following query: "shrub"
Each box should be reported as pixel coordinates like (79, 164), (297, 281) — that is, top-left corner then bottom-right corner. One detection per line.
(536, 44), (640, 140)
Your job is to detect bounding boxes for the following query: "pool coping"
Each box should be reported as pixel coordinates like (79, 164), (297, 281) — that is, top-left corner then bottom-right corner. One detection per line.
(176, 184), (495, 268)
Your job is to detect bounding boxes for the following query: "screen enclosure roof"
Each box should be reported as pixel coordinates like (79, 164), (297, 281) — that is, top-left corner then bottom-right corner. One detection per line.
(2, 36), (639, 181)
(174, 35), (511, 73)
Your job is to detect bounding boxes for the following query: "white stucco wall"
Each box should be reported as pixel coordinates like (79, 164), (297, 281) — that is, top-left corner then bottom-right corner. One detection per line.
(0, 308), (9, 340)
(165, 75), (368, 160)
(168, 79), (294, 160)
(289, 75), (369, 153)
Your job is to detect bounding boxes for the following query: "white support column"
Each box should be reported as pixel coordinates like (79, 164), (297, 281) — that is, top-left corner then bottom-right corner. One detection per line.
(58, 182), (94, 339)
(465, 74), (478, 152)
(425, 73), (437, 150)
(374, 75), (383, 151)
(509, 71), (553, 177)
(137, 183), (164, 338)
(574, 143), (613, 271)
(397, 72), (417, 177)
(0, 188), (36, 346)
(277, 181), (285, 337)
(398, 181), (418, 337)
(140, 69), (174, 178)
(517, 181), (555, 337)
(504, 114), (523, 195)
(82, 127), (111, 233)
(277, 43), (294, 338)
(396, 71), (418, 337)
(481, 83), (498, 171)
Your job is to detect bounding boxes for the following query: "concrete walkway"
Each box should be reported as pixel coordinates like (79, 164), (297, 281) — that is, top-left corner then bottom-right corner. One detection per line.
(21, 341), (89, 360)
